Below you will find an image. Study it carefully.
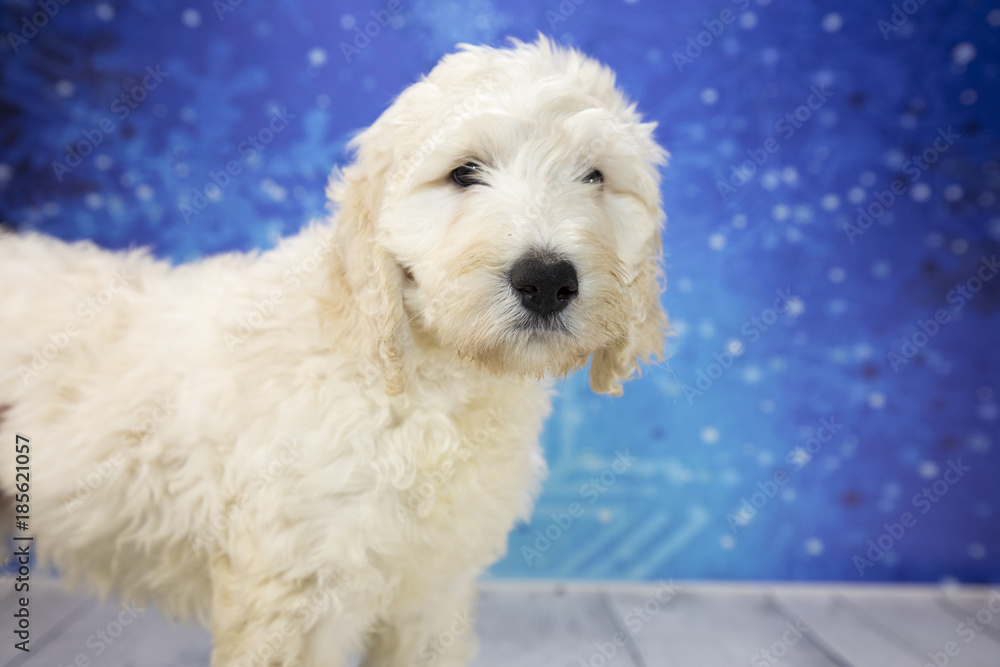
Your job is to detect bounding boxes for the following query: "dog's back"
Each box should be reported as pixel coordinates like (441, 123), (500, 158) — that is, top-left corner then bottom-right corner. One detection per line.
(0, 224), (384, 621)
(0, 233), (145, 374)
(0, 232), (231, 617)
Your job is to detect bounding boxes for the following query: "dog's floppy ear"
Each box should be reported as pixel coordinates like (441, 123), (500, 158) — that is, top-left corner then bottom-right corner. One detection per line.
(589, 230), (668, 397)
(590, 126), (670, 397)
(326, 128), (409, 396)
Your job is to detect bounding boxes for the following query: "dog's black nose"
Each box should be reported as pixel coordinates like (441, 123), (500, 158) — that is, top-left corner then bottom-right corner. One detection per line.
(510, 256), (578, 317)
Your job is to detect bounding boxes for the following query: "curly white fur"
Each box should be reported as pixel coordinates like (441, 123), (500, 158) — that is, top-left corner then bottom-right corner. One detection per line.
(0, 37), (668, 667)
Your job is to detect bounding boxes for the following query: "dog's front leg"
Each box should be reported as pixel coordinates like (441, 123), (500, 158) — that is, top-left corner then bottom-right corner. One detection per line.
(360, 578), (480, 667)
(209, 556), (362, 667)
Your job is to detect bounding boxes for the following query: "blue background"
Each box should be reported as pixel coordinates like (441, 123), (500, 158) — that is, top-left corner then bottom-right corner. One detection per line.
(2, 0), (998, 583)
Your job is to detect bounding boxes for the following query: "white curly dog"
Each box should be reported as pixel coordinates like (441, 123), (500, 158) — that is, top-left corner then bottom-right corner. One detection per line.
(0, 37), (668, 666)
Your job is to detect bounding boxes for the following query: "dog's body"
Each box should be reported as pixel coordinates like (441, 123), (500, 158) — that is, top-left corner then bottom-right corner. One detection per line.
(0, 38), (667, 666)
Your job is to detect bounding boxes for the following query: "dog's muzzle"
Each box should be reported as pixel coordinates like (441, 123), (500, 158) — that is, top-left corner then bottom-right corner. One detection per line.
(510, 254), (578, 318)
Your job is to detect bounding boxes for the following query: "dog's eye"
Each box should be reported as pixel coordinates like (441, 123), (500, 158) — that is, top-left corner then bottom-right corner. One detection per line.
(583, 169), (603, 184)
(451, 162), (486, 187)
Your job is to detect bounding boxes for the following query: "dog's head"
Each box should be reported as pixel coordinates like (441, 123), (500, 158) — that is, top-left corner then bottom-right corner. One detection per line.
(329, 36), (669, 396)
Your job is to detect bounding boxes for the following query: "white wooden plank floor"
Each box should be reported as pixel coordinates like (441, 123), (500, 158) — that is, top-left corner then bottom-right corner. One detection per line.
(2, 577), (999, 666)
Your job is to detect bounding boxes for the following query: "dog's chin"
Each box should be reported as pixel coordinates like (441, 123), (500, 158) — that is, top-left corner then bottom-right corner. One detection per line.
(471, 339), (590, 380)
(428, 317), (603, 381)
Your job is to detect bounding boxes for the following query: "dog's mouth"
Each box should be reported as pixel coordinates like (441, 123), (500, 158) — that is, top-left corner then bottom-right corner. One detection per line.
(512, 310), (572, 335)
